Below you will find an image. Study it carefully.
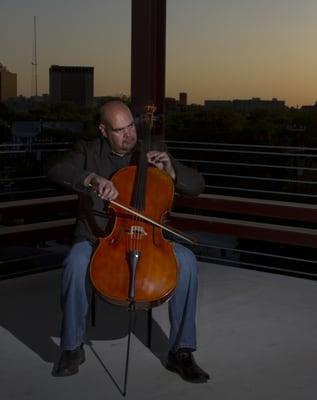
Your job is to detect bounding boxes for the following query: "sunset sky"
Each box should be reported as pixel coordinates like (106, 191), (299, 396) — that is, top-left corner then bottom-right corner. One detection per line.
(1, 0), (317, 107)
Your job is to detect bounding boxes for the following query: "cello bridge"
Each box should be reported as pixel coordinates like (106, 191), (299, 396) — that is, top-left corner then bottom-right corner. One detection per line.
(127, 225), (147, 238)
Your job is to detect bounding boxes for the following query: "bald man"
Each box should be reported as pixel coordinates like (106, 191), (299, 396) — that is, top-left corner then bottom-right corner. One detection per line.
(49, 101), (209, 383)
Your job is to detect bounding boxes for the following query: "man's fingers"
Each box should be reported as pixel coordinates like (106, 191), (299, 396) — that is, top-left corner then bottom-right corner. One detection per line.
(147, 151), (170, 166)
(90, 176), (118, 201)
(146, 151), (175, 180)
(100, 182), (118, 201)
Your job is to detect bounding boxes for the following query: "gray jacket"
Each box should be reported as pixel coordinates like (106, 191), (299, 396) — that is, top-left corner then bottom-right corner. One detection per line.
(48, 136), (204, 244)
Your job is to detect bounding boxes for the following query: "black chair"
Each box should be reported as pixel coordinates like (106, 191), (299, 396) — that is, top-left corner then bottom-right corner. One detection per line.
(90, 290), (153, 348)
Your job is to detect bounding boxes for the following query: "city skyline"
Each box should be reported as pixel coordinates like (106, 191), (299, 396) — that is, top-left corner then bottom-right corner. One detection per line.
(1, 0), (317, 107)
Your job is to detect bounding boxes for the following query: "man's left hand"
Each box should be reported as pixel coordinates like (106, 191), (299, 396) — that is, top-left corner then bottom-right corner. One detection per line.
(147, 151), (176, 181)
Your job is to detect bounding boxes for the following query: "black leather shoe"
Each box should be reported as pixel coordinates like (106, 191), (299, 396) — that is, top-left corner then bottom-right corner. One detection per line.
(52, 345), (85, 377)
(166, 349), (210, 383)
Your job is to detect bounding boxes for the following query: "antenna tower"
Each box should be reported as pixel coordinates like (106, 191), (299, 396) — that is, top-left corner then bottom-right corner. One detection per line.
(32, 16), (38, 96)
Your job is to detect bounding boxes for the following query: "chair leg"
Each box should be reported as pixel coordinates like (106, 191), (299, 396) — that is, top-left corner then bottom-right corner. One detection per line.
(91, 291), (96, 327)
(147, 308), (152, 348)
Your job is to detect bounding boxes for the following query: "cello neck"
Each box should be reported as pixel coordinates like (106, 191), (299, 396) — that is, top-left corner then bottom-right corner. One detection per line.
(131, 104), (157, 211)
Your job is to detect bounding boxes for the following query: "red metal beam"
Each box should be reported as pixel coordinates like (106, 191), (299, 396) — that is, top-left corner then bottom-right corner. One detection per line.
(131, 0), (166, 137)
(174, 194), (317, 223)
(170, 215), (317, 248)
(1, 194), (316, 248)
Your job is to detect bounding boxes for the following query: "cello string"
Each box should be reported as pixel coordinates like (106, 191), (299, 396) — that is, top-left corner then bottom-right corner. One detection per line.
(135, 112), (147, 253)
(130, 107), (158, 254)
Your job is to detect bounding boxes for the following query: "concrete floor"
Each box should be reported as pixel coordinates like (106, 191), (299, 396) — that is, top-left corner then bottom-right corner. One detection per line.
(0, 262), (317, 400)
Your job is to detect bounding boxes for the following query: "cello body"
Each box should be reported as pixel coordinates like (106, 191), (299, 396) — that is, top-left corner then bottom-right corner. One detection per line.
(89, 165), (179, 309)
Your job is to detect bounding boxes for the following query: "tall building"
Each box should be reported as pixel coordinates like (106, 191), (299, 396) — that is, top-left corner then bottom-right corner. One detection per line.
(49, 65), (94, 107)
(131, 0), (166, 121)
(0, 63), (17, 102)
(179, 92), (187, 106)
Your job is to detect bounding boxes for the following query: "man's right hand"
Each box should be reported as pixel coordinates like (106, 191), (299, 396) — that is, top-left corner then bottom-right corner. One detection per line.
(85, 173), (118, 201)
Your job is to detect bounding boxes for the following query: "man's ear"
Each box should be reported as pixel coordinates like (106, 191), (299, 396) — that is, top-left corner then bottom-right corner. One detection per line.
(99, 123), (108, 138)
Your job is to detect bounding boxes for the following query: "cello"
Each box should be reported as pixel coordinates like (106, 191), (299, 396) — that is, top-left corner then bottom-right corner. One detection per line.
(89, 105), (183, 310)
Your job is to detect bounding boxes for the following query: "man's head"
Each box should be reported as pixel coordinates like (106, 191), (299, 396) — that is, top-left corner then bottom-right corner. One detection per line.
(99, 101), (137, 156)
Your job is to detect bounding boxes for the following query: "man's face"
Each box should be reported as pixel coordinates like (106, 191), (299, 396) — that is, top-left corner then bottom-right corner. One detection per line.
(99, 107), (137, 155)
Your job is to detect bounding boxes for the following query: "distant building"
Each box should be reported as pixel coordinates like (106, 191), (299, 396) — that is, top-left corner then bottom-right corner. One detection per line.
(5, 94), (49, 112)
(204, 97), (285, 112)
(165, 97), (178, 112)
(11, 120), (84, 143)
(301, 102), (317, 111)
(42, 121), (83, 134)
(11, 121), (41, 139)
(204, 100), (232, 110)
(49, 65), (94, 107)
(179, 92), (187, 106)
(233, 97), (285, 112)
(0, 63), (17, 102)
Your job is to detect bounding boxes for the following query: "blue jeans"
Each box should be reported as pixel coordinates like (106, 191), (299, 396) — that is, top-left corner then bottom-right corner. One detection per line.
(60, 241), (198, 352)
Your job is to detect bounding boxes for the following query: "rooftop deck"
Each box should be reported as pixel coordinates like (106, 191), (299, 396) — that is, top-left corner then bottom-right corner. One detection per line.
(0, 262), (316, 400)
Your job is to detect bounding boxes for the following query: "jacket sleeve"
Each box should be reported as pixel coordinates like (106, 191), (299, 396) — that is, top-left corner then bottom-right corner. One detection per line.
(47, 140), (94, 193)
(171, 156), (205, 196)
